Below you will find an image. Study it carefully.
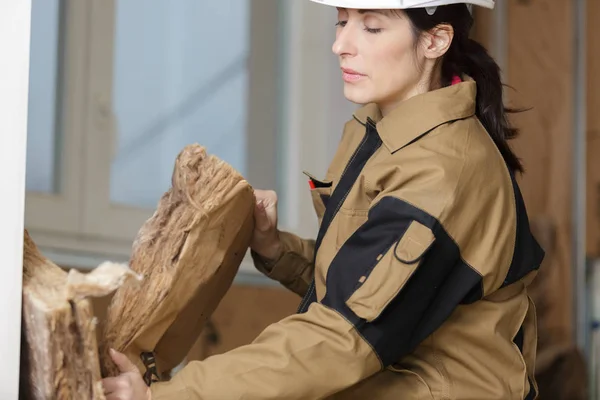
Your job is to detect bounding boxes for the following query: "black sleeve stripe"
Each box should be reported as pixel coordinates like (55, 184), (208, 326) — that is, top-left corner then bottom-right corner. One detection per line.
(322, 196), (482, 367)
(503, 173), (545, 288)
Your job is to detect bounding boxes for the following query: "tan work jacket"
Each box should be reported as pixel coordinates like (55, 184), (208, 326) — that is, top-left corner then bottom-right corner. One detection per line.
(151, 79), (544, 399)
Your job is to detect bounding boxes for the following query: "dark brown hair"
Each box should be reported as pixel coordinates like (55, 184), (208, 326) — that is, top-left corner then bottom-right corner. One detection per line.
(405, 4), (524, 173)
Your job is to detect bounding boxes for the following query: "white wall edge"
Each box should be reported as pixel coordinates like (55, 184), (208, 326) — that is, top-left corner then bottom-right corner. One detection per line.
(0, 0), (32, 398)
(281, 0), (304, 234)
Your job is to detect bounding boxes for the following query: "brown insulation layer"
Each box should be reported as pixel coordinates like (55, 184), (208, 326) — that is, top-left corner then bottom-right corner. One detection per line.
(20, 232), (137, 400)
(100, 144), (255, 381)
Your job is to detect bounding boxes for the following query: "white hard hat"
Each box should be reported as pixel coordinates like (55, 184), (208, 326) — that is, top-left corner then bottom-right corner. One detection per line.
(308, 0), (495, 11)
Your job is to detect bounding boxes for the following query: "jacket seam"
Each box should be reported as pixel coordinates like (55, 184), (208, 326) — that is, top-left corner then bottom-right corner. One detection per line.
(282, 252), (313, 283)
(361, 145), (386, 202)
(339, 129), (369, 183)
(429, 336), (452, 400)
(506, 179), (519, 292)
(473, 117), (519, 294)
(369, 195), (483, 281)
(433, 122), (485, 284)
(321, 303), (385, 370)
(331, 140), (383, 231)
(437, 120), (470, 241)
(353, 114), (366, 127)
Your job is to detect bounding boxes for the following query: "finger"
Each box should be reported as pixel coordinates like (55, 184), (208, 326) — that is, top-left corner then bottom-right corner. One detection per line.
(265, 196), (278, 210)
(261, 191), (277, 209)
(102, 376), (126, 395)
(254, 201), (270, 232)
(254, 190), (268, 204)
(255, 189), (276, 206)
(110, 348), (138, 374)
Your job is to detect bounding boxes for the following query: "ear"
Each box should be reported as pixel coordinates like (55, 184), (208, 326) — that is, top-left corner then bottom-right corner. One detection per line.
(421, 24), (454, 59)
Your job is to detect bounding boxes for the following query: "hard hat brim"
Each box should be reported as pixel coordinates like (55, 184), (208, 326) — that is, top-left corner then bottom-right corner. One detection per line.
(308, 0), (495, 10)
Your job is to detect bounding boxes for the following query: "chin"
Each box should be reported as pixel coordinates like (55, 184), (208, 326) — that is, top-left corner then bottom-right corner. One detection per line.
(343, 84), (375, 105)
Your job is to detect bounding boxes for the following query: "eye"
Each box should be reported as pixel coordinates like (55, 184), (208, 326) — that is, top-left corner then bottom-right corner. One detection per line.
(364, 27), (382, 34)
(335, 20), (347, 27)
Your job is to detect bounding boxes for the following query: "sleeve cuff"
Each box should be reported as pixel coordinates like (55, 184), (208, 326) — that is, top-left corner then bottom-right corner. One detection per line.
(250, 231), (312, 284)
(251, 249), (304, 283)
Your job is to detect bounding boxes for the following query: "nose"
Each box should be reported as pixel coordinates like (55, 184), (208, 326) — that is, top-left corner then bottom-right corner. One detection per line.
(332, 24), (357, 58)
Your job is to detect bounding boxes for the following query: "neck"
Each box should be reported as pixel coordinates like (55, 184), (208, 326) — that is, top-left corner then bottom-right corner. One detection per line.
(378, 64), (442, 117)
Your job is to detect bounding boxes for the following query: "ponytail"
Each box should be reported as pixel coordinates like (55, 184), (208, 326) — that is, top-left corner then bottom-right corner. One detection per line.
(449, 37), (524, 173)
(405, 5), (524, 174)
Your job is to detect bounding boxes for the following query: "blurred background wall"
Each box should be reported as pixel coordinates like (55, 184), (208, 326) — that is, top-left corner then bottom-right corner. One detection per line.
(475, 2), (595, 398)
(22, 0), (599, 398)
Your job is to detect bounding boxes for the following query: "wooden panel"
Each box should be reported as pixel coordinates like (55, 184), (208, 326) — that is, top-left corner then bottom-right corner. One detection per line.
(187, 284), (300, 361)
(471, 8), (493, 48)
(587, 0), (600, 258)
(67, 265), (300, 366)
(507, 0), (574, 345)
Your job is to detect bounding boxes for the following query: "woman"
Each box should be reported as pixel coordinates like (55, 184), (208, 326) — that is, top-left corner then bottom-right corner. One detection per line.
(102, 1), (544, 399)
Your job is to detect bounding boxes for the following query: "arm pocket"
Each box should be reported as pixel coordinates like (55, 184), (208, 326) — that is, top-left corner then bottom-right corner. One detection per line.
(345, 220), (436, 322)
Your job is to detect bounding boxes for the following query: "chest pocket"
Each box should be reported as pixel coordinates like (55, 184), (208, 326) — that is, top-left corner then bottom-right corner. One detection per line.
(304, 171), (333, 226)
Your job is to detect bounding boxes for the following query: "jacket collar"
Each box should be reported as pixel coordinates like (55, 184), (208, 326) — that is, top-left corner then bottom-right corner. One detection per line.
(352, 79), (477, 152)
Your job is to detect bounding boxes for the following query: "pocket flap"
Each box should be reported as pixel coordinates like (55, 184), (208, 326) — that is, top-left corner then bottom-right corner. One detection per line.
(302, 170), (332, 189)
(345, 220), (435, 322)
(304, 171), (333, 222)
(394, 221), (435, 264)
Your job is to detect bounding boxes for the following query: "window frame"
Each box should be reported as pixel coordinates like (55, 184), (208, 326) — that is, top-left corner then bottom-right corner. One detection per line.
(25, 0), (351, 276)
(24, 0), (89, 236)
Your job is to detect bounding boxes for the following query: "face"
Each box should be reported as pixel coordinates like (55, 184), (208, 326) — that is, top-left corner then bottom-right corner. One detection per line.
(333, 8), (451, 115)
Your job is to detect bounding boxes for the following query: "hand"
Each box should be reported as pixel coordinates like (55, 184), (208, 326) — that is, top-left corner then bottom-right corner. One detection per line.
(250, 189), (283, 261)
(102, 349), (152, 400)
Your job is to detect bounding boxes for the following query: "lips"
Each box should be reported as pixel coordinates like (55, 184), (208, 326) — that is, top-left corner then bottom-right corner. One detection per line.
(341, 67), (365, 83)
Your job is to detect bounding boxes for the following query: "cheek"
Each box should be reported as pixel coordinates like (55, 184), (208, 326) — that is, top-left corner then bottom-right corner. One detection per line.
(342, 34), (419, 104)
(369, 43), (417, 92)
(376, 39), (415, 75)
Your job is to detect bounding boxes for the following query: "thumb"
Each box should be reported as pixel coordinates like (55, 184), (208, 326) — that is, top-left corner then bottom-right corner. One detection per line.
(110, 348), (138, 374)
